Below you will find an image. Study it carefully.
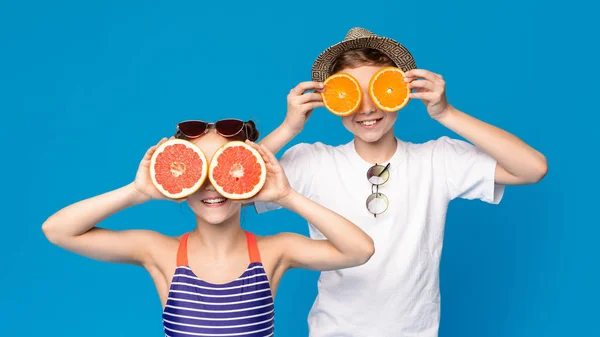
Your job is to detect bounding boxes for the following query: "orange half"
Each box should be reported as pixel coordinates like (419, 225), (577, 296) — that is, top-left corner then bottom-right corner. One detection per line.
(369, 67), (410, 112)
(321, 73), (362, 116)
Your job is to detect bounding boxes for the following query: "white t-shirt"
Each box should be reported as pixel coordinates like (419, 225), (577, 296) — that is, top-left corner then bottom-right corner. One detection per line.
(255, 136), (505, 337)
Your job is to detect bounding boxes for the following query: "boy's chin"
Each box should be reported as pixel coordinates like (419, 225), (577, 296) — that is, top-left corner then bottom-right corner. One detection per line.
(351, 129), (391, 144)
(344, 121), (395, 144)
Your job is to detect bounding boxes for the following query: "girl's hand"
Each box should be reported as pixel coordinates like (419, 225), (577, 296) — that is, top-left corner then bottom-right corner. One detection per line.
(245, 140), (292, 204)
(132, 138), (170, 202)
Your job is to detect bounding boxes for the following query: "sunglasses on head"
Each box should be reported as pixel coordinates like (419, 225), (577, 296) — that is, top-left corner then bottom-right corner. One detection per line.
(174, 119), (258, 142)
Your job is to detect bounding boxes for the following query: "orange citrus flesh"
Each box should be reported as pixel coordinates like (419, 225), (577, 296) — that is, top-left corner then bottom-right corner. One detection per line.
(321, 73), (363, 116)
(368, 67), (410, 112)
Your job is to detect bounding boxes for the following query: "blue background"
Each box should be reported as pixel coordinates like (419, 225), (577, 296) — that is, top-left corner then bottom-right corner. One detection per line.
(1, 0), (597, 336)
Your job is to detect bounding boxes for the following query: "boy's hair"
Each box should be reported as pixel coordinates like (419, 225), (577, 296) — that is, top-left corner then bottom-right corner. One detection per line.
(331, 48), (397, 73)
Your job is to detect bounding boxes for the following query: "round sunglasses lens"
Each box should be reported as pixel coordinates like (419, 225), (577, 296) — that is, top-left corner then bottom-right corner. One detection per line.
(367, 165), (390, 185)
(178, 121), (206, 137)
(215, 119), (244, 136)
(366, 192), (389, 215)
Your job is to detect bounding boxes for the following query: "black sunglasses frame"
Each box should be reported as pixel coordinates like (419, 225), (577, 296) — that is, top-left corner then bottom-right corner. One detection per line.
(174, 119), (256, 141)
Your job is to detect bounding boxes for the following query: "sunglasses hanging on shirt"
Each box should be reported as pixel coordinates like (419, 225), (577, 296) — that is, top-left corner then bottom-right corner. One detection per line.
(366, 163), (391, 217)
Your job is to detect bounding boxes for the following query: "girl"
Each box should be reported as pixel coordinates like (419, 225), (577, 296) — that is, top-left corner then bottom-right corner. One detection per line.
(42, 119), (375, 337)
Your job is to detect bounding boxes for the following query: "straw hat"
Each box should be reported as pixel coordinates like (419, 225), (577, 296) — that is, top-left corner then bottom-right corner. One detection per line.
(311, 27), (417, 82)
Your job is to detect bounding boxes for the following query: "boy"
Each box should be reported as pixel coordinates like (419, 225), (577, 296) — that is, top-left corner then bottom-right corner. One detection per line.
(256, 27), (547, 337)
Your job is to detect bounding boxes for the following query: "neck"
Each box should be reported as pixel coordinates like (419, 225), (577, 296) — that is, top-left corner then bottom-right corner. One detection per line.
(353, 129), (398, 164)
(191, 212), (245, 259)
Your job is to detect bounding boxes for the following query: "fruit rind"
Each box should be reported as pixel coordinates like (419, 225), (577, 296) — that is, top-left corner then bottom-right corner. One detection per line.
(208, 141), (267, 200)
(368, 66), (411, 112)
(321, 72), (363, 116)
(149, 139), (208, 199)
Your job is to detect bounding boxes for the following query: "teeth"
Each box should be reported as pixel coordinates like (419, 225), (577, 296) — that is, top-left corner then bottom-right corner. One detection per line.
(359, 119), (378, 126)
(202, 198), (226, 204)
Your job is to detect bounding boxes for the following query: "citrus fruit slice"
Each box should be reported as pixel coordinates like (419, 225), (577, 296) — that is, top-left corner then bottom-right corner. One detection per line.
(150, 139), (208, 199)
(321, 72), (363, 116)
(368, 66), (411, 112)
(209, 141), (267, 200)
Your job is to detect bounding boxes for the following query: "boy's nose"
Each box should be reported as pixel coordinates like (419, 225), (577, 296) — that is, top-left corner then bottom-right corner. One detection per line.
(357, 91), (377, 115)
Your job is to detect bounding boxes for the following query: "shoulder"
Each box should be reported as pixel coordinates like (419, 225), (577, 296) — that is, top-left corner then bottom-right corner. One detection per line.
(255, 232), (304, 245)
(281, 141), (338, 159)
(254, 232), (287, 252)
(130, 230), (185, 267)
(404, 136), (448, 150)
(254, 232), (307, 257)
(403, 136), (474, 156)
(280, 141), (351, 167)
(130, 229), (181, 247)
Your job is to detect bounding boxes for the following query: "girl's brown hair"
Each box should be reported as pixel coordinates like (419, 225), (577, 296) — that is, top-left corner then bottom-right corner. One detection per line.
(240, 120), (259, 142)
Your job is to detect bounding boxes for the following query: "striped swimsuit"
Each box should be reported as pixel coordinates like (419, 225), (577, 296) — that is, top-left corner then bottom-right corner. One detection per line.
(162, 232), (275, 337)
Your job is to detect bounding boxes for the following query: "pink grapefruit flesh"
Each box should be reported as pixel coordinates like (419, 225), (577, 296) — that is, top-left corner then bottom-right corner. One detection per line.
(150, 139), (208, 199)
(209, 141), (267, 200)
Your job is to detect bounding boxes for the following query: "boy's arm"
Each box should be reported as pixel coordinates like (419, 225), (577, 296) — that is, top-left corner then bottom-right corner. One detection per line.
(406, 69), (548, 185)
(258, 124), (300, 157)
(435, 107), (547, 185)
(259, 81), (324, 154)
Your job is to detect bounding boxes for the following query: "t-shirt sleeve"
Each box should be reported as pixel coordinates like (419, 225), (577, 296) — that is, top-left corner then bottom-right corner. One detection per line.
(436, 136), (505, 204)
(253, 142), (317, 214)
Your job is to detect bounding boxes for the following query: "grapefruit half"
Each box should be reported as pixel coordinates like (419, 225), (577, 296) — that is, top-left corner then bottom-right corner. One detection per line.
(209, 141), (267, 200)
(150, 139), (208, 199)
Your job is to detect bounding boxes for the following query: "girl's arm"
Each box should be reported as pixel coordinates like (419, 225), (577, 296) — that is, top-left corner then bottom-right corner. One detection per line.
(276, 191), (375, 271)
(247, 142), (374, 271)
(42, 139), (170, 266)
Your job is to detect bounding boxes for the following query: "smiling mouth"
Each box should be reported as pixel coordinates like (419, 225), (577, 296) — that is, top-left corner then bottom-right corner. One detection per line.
(201, 197), (227, 205)
(357, 118), (383, 126)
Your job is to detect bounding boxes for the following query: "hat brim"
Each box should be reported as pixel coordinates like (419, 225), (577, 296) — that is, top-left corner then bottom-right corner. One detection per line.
(311, 36), (417, 82)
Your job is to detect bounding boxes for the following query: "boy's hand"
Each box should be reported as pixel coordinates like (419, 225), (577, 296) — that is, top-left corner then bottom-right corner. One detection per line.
(284, 81), (324, 134)
(405, 69), (452, 119)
